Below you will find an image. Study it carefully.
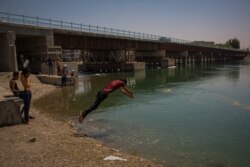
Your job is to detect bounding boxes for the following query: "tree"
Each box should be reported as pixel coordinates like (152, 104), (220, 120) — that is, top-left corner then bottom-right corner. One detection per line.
(225, 38), (240, 49)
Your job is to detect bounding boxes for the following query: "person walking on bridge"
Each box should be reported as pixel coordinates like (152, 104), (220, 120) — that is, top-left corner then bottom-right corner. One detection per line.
(79, 79), (134, 124)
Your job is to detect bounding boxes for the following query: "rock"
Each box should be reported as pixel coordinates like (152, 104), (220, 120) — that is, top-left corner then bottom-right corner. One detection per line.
(28, 137), (36, 142)
(73, 131), (87, 137)
(103, 155), (127, 161)
(110, 148), (119, 152)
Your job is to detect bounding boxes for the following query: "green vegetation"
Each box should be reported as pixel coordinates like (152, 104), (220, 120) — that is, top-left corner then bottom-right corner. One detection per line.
(215, 37), (240, 49)
(225, 38), (240, 49)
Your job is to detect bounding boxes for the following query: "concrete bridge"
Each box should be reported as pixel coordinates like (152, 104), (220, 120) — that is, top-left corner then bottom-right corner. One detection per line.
(0, 12), (248, 72)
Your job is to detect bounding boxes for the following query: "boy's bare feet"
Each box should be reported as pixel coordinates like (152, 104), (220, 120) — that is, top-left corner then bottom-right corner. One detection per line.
(79, 113), (84, 124)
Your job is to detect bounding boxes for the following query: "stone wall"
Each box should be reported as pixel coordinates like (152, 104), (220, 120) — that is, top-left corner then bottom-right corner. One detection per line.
(0, 99), (22, 127)
(37, 75), (75, 86)
(121, 62), (145, 71)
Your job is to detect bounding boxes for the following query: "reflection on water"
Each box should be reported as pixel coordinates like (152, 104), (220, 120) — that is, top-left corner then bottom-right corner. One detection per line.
(74, 77), (92, 95)
(34, 62), (250, 167)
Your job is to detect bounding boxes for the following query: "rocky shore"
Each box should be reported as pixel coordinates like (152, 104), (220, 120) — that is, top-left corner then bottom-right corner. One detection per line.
(0, 73), (161, 167)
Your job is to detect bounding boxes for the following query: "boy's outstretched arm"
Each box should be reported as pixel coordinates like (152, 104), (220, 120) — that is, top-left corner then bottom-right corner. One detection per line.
(120, 86), (134, 98)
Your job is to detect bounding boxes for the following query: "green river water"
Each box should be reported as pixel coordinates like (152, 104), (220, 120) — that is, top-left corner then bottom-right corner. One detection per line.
(34, 61), (250, 167)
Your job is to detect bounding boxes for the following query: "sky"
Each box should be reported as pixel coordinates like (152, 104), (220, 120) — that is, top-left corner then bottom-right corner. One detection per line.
(0, 0), (250, 48)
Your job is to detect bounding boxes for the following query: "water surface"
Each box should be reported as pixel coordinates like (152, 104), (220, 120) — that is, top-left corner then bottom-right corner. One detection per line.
(35, 61), (250, 167)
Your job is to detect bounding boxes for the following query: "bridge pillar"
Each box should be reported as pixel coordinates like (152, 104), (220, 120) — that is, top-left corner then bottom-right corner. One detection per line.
(187, 56), (192, 64)
(15, 34), (56, 72)
(202, 56), (205, 63)
(136, 50), (164, 68)
(0, 31), (18, 72)
(182, 51), (188, 65)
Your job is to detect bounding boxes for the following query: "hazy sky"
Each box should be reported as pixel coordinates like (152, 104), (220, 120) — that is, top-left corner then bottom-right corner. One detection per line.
(1, 0), (250, 48)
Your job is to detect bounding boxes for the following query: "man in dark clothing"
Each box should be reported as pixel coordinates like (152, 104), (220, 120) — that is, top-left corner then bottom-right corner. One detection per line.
(79, 79), (134, 123)
(61, 64), (68, 87)
(46, 56), (55, 76)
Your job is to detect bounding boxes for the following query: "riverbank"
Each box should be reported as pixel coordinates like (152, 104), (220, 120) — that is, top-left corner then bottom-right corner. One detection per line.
(0, 73), (161, 167)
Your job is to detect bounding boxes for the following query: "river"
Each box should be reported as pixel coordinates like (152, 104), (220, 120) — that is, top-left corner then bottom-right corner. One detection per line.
(34, 60), (250, 167)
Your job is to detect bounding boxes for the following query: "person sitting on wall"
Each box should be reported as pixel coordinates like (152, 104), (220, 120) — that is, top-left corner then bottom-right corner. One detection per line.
(9, 71), (22, 97)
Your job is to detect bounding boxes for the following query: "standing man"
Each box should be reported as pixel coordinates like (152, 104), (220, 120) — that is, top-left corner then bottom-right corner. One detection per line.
(56, 55), (62, 76)
(79, 79), (134, 123)
(46, 56), (55, 76)
(20, 68), (32, 124)
(61, 64), (68, 87)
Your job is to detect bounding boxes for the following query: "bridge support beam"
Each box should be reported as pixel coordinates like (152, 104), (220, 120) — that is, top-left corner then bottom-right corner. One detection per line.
(0, 31), (18, 72)
(136, 50), (165, 68)
(79, 49), (144, 72)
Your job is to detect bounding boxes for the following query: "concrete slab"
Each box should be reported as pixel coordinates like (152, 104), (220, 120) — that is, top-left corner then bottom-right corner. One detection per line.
(37, 75), (75, 86)
(0, 100), (22, 127)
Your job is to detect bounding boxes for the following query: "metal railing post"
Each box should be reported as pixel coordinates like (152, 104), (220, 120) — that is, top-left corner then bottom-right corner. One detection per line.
(7, 12), (10, 22)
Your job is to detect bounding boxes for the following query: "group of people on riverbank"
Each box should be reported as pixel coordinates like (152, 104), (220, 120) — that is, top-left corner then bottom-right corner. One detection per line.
(46, 56), (75, 87)
(9, 55), (134, 125)
(9, 69), (32, 124)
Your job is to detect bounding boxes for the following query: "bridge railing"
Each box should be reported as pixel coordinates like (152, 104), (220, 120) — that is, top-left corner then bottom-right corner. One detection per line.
(0, 11), (243, 51)
(0, 11), (192, 43)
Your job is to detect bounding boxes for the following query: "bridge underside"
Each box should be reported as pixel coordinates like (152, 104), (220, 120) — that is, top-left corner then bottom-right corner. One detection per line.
(0, 23), (248, 72)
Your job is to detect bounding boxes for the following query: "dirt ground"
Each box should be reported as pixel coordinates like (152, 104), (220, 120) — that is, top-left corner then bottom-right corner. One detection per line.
(0, 73), (162, 167)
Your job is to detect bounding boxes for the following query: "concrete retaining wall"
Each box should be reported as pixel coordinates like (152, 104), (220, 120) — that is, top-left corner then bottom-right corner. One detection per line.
(121, 62), (145, 71)
(37, 75), (75, 86)
(162, 58), (175, 68)
(0, 99), (22, 127)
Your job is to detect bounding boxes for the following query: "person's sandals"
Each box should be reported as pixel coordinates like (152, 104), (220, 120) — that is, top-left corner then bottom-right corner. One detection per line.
(22, 119), (29, 124)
